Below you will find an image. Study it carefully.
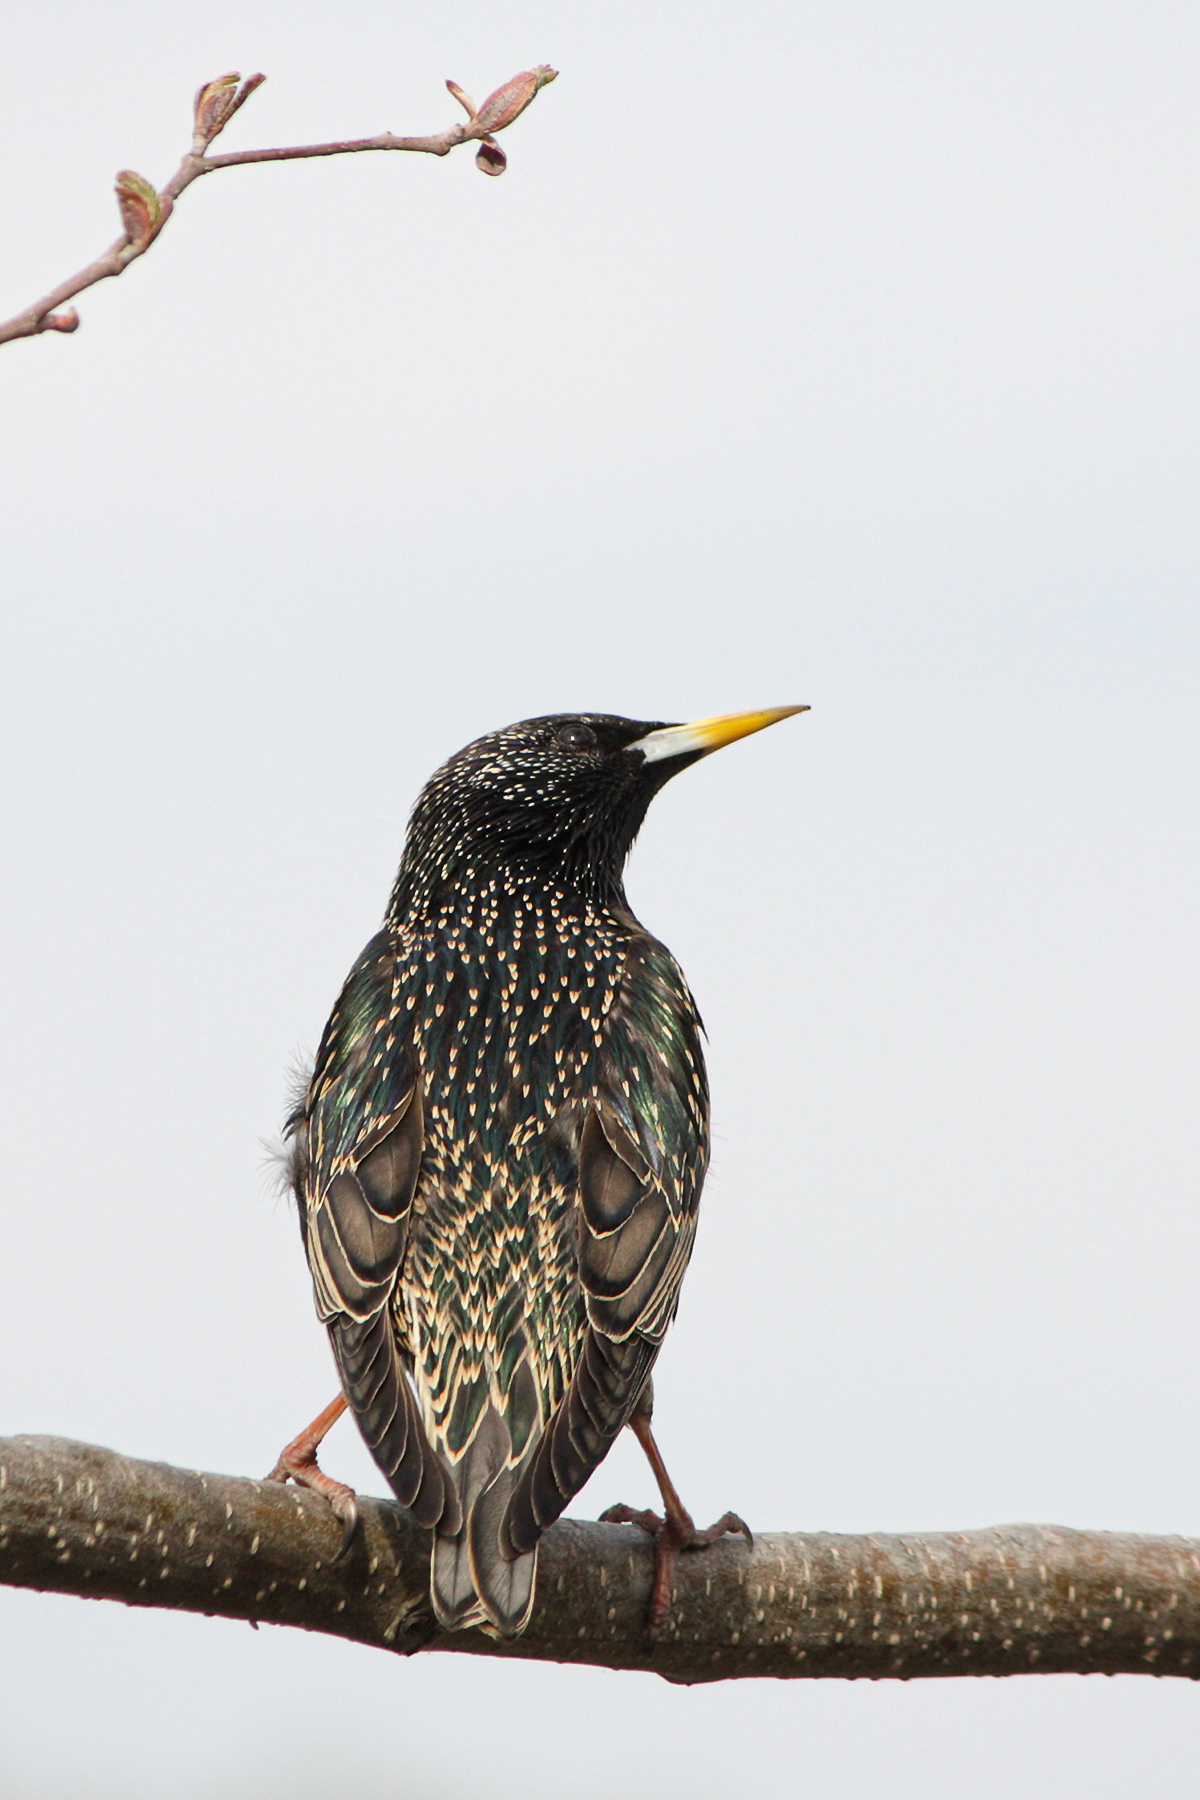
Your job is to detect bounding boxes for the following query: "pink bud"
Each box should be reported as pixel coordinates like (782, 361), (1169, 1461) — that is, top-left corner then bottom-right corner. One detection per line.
(115, 170), (162, 245)
(475, 141), (507, 177)
(445, 80), (478, 121)
(472, 65), (557, 136)
(192, 70), (265, 153)
(193, 73), (239, 149)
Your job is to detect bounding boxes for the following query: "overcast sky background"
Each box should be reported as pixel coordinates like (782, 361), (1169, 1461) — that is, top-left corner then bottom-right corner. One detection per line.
(2, 1), (1199, 1794)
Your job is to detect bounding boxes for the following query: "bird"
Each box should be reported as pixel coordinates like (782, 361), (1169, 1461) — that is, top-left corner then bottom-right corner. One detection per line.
(272, 706), (806, 1637)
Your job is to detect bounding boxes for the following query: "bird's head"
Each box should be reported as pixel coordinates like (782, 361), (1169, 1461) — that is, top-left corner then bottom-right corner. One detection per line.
(390, 707), (808, 914)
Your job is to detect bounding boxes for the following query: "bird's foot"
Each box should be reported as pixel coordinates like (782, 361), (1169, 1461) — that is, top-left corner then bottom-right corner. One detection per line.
(600, 1502), (753, 1637)
(266, 1397), (359, 1557)
(266, 1441), (360, 1557)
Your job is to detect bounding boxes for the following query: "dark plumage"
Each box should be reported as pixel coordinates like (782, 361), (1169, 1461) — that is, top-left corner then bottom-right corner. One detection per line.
(282, 707), (804, 1635)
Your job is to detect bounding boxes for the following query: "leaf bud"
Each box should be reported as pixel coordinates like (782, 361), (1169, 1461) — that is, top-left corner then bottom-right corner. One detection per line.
(115, 170), (163, 245)
(445, 80), (478, 121)
(472, 65), (557, 136)
(193, 73), (240, 151)
(475, 140), (507, 177)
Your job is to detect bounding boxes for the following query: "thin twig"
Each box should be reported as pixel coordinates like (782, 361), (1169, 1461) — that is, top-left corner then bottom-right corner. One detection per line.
(2, 1435), (1199, 1682)
(0, 64), (557, 348)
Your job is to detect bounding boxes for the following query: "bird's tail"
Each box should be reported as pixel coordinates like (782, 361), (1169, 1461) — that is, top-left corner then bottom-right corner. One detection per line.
(430, 1402), (538, 1638)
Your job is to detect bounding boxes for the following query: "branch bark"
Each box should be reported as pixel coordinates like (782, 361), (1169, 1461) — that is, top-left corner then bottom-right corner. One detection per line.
(0, 64), (557, 347)
(2, 1435), (1197, 1683)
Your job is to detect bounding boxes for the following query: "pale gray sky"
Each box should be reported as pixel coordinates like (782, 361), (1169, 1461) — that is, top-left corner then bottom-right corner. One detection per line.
(2, 2), (1199, 1795)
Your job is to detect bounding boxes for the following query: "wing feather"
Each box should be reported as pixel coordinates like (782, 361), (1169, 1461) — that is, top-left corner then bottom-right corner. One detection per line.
(294, 930), (454, 1531)
(503, 926), (708, 1559)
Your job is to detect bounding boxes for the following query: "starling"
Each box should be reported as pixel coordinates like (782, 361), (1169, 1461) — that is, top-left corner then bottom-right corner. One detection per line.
(275, 706), (806, 1636)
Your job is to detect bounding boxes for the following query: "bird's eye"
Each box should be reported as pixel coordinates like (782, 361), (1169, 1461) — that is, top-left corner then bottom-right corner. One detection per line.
(555, 723), (598, 752)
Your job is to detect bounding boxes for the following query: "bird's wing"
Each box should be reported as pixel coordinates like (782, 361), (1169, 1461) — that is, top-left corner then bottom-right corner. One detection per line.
(503, 935), (708, 1553)
(296, 929), (455, 1531)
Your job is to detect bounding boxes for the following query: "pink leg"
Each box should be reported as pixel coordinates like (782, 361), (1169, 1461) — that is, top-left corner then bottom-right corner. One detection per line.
(266, 1393), (359, 1555)
(601, 1408), (751, 1636)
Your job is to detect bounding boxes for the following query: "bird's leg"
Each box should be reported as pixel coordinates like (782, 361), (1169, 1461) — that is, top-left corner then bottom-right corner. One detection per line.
(266, 1393), (359, 1555)
(601, 1393), (752, 1636)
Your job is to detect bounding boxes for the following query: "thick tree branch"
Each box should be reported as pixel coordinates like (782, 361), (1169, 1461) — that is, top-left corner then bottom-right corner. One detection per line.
(2, 1435), (1198, 1682)
(0, 64), (557, 347)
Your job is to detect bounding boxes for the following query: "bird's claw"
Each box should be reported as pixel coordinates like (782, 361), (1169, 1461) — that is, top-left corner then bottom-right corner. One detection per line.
(266, 1444), (361, 1557)
(330, 1490), (360, 1560)
(600, 1501), (752, 1636)
(690, 1509), (753, 1551)
(600, 1503), (665, 1533)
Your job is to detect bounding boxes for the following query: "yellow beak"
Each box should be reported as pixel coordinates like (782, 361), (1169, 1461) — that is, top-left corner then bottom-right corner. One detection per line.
(629, 705), (810, 764)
